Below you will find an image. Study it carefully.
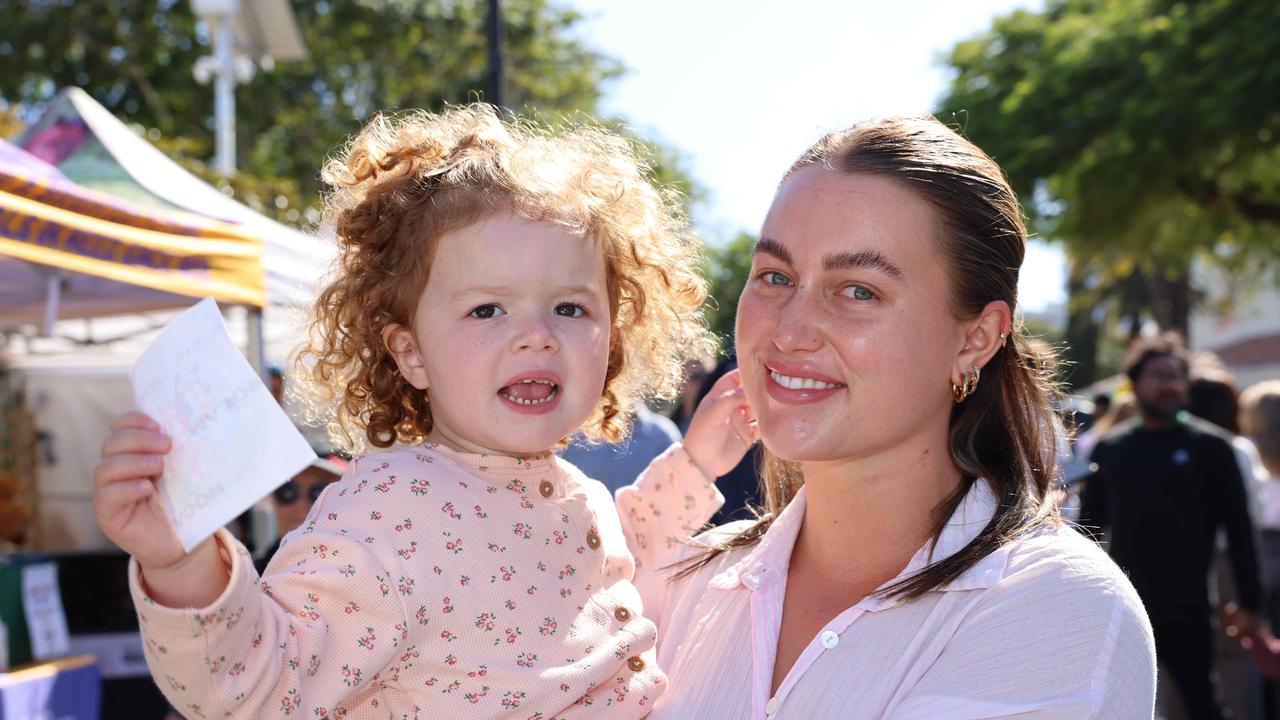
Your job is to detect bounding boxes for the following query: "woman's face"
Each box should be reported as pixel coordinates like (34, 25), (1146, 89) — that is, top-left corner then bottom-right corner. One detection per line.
(735, 167), (967, 466)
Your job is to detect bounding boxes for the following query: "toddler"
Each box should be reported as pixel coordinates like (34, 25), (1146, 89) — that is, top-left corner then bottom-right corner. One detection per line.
(93, 105), (755, 719)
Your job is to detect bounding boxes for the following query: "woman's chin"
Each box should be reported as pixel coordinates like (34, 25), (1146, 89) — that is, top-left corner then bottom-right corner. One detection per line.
(758, 430), (842, 464)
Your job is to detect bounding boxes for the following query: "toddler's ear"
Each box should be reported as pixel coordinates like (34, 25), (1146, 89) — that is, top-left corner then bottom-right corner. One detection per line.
(382, 324), (430, 390)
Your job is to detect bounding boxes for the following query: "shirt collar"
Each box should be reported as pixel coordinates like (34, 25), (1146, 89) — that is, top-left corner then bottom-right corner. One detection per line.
(708, 478), (1013, 598)
(707, 485), (808, 592)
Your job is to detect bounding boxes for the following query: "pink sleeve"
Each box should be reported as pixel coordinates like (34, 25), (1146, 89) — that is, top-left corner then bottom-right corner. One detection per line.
(614, 443), (723, 575)
(130, 524), (410, 719)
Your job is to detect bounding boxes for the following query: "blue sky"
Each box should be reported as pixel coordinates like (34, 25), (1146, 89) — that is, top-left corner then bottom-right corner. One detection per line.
(573, 0), (1065, 313)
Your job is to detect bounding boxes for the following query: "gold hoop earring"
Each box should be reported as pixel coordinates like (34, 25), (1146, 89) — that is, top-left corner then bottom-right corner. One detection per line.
(951, 366), (981, 403)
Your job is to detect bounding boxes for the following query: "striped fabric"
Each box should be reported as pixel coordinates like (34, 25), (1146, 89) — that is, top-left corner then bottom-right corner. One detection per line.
(637, 481), (1157, 719)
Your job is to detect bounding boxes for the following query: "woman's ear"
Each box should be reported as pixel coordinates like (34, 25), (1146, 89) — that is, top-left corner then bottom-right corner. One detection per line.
(382, 324), (430, 390)
(950, 300), (1012, 386)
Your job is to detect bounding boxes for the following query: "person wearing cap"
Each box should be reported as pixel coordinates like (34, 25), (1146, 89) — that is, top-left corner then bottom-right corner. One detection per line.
(254, 455), (346, 574)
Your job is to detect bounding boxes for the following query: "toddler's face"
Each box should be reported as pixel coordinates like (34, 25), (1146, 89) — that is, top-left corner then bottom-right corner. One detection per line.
(385, 213), (611, 456)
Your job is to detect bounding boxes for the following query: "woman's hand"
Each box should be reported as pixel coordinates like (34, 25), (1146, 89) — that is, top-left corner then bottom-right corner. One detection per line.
(682, 369), (759, 480)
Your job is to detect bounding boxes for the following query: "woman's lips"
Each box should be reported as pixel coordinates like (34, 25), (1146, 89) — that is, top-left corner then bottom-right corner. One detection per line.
(763, 364), (845, 404)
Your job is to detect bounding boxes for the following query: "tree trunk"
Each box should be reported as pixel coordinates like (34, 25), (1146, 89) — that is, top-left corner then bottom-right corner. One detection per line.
(1122, 268), (1148, 344)
(1063, 256), (1098, 391)
(1155, 260), (1192, 344)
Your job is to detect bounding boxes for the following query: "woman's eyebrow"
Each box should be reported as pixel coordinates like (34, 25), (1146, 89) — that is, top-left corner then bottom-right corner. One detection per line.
(823, 249), (905, 279)
(752, 237), (792, 264)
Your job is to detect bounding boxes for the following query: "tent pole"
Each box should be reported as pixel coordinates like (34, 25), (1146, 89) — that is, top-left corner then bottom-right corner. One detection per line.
(247, 307), (267, 384)
(42, 270), (61, 338)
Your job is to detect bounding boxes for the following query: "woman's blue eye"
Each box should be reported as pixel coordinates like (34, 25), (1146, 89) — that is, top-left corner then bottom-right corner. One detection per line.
(844, 285), (876, 301)
(761, 271), (792, 286)
(555, 303), (587, 318)
(468, 304), (504, 319)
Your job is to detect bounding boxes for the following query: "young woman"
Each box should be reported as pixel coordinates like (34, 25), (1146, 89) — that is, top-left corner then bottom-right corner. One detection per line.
(637, 117), (1157, 719)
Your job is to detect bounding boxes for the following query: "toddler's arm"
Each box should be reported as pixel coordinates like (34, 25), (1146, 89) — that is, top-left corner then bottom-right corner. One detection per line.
(131, 518), (409, 719)
(615, 370), (757, 572)
(95, 414), (408, 717)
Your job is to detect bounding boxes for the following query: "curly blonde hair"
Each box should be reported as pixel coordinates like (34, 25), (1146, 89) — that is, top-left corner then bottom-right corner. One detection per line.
(295, 104), (714, 454)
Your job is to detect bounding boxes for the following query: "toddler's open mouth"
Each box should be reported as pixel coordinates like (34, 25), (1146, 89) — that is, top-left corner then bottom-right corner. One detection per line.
(499, 378), (560, 406)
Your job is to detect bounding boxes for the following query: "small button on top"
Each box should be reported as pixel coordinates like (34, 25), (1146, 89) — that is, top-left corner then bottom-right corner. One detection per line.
(585, 530), (601, 549)
(766, 697), (779, 715)
(614, 606), (631, 622)
(538, 480), (554, 497)
(627, 656), (645, 672)
(819, 630), (839, 650)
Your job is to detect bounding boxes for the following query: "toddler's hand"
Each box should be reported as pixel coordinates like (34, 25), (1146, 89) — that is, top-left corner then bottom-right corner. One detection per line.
(682, 369), (758, 480)
(93, 411), (186, 571)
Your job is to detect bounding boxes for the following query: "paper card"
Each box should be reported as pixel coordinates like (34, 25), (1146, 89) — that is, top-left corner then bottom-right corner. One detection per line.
(131, 297), (316, 552)
(21, 562), (69, 661)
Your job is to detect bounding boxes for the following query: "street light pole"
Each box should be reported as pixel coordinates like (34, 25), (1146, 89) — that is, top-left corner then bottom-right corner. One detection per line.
(212, 15), (237, 176)
(191, 0), (247, 176)
(485, 0), (505, 108)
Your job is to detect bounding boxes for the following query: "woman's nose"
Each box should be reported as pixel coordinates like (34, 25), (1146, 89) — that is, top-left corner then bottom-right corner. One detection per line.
(772, 291), (822, 354)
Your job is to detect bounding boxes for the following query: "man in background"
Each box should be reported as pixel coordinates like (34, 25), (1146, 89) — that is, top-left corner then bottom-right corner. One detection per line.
(1080, 333), (1262, 719)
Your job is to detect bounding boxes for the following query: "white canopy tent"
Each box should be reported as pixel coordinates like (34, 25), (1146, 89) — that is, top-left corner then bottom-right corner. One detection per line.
(3, 88), (336, 551)
(11, 87), (335, 321)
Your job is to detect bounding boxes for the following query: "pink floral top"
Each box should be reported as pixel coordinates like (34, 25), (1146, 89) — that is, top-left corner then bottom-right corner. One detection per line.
(129, 442), (720, 719)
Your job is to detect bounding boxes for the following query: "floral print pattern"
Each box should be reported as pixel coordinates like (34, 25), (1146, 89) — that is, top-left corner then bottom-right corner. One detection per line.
(130, 443), (720, 719)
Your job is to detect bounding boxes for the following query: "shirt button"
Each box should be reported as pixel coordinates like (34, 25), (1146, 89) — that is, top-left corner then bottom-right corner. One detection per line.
(539, 480), (554, 497)
(766, 697), (780, 715)
(614, 606), (631, 622)
(627, 656), (645, 672)
(586, 530), (601, 549)
(819, 630), (839, 650)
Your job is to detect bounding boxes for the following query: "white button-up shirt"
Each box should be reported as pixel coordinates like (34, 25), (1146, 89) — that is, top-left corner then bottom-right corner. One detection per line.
(638, 480), (1156, 719)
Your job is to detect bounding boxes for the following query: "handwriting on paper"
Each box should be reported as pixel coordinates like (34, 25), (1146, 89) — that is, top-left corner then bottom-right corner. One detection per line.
(131, 297), (317, 552)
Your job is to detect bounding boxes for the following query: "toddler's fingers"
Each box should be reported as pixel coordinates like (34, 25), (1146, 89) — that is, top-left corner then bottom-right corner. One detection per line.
(731, 406), (760, 446)
(101, 428), (171, 458)
(110, 411), (161, 432)
(95, 478), (156, 516)
(702, 368), (742, 396)
(699, 386), (747, 424)
(94, 453), (164, 490)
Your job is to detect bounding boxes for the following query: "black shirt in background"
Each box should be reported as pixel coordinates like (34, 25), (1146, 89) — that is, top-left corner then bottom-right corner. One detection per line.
(1078, 416), (1262, 621)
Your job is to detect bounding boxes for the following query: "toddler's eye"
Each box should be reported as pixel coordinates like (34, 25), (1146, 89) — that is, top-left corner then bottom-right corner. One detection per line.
(842, 285), (877, 301)
(759, 271), (793, 287)
(555, 303), (587, 318)
(468, 304), (505, 319)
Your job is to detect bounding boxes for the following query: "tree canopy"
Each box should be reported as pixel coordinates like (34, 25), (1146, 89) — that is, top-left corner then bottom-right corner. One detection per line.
(702, 231), (755, 350)
(937, 0), (1280, 384)
(0, 0), (698, 222)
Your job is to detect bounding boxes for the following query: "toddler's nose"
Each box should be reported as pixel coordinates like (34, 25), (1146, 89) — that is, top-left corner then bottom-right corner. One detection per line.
(513, 315), (559, 352)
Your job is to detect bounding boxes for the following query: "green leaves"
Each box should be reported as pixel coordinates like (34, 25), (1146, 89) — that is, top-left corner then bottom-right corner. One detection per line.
(937, 0), (1280, 384)
(0, 0), (696, 227)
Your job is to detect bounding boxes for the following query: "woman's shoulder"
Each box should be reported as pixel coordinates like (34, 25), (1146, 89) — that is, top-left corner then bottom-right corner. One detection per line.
(993, 520), (1150, 622)
(914, 521), (1156, 714)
